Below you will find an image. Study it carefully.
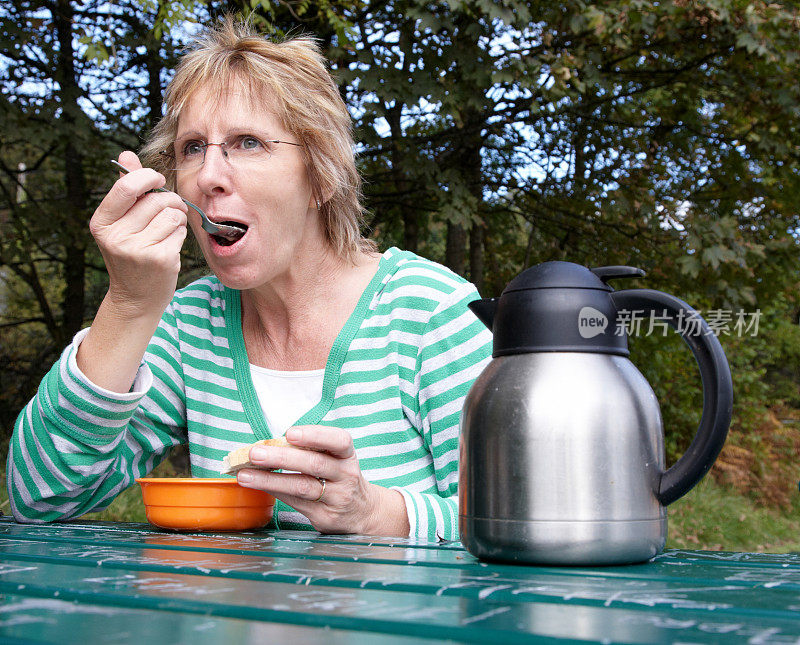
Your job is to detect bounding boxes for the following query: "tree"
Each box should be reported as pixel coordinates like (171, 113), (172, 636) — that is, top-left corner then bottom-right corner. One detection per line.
(0, 0), (202, 432)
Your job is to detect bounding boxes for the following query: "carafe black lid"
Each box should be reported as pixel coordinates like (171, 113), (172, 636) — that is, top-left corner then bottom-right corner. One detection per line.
(504, 262), (643, 293)
(477, 262), (646, 356)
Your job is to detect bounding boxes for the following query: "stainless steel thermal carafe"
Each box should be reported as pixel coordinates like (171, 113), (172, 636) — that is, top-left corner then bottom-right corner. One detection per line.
(459, 263), (733, 565)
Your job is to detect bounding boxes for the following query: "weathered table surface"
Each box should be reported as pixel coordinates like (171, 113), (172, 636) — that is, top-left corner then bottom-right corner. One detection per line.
(0, 516), (798, 643)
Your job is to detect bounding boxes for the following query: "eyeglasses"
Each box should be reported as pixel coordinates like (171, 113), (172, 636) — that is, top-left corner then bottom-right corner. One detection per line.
(164, 134), (302, 172)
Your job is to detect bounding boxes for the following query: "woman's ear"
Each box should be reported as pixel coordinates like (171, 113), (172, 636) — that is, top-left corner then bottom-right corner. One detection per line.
(310, 187), (334, 210)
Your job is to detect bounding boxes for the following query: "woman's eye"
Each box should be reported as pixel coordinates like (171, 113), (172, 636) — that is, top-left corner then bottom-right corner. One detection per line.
(183, 141), (205, 157)
(239, 136), (262, 151)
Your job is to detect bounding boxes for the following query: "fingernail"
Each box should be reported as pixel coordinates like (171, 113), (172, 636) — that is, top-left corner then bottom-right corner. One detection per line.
(250, 447), (267, 461)
(286, 427), (302, 442)
(238, 472), (253, 484)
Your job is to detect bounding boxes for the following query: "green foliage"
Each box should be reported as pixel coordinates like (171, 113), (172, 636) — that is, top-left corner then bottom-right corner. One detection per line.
(631, 330), (702, 465)
(630, 291), (799, 465)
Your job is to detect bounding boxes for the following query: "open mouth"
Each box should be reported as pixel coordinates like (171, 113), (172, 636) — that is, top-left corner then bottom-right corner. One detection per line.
(211, 221), (248, 246)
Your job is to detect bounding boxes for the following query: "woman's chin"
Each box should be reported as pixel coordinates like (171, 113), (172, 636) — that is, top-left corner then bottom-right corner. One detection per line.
(200, 237), (263, 289)
(210, 266), (265, 291)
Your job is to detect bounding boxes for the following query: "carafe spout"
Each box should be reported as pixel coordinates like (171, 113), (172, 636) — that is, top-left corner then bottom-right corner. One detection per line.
(468, 298), (499, 331)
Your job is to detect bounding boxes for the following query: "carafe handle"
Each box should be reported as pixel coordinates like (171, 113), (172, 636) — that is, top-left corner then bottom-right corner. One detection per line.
(610, 289), (733, 505)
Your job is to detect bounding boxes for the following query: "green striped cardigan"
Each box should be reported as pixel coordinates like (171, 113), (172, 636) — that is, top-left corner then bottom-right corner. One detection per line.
(7, 247), (493, 539)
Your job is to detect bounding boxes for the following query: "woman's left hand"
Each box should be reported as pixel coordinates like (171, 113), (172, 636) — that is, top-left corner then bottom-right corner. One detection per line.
(235, 425), (410, 536)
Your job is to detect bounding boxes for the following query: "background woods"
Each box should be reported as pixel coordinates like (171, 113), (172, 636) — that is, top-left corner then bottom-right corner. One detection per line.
(1, 1), (799, 536)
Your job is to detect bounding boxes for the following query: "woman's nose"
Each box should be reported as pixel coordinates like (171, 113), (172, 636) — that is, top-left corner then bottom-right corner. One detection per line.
(195, 144), (233, 194)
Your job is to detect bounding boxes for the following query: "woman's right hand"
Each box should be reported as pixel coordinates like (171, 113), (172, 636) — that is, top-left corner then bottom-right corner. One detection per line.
(90, 151), (188, 317)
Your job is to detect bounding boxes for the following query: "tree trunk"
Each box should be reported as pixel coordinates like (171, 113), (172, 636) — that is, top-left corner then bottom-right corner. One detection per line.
(447, 112), (484, 283)
(54, 0), (88, 344)
(384, 103), (419, 253)
(483, 221), (504, 297)
(463, 118), (484, 290)
(445, 222), (467, 275)
(443, 9), (486, 282)
(404, 208), (419, 254)
(145, 34), (164, 133)
(469, 223), (484, 294)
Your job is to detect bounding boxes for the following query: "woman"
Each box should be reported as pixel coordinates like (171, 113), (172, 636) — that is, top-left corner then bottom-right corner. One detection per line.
(6, 19), (492, 539)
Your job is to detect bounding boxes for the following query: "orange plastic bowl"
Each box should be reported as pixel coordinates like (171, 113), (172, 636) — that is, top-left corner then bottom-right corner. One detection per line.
(136, 478), (275, 532)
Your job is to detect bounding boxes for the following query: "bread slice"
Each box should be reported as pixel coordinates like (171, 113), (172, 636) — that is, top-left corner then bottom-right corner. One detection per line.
(222, 437), (291, 475)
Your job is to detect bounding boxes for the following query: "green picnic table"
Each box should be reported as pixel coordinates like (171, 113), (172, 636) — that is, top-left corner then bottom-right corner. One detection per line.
(0, 516), (798, 643)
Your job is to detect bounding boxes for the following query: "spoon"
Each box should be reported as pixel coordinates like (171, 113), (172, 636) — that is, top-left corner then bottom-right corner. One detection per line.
(109, 160), (246, 242)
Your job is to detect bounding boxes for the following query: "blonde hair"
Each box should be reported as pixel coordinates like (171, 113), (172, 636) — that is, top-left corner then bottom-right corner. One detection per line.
(141, 18), (375, 261)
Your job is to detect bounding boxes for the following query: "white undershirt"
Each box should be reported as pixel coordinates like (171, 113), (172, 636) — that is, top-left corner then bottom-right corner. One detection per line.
(249, 364), (325, 436)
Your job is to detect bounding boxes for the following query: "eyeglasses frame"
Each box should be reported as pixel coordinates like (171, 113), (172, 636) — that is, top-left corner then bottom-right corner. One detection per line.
(159, 138), (303, 169)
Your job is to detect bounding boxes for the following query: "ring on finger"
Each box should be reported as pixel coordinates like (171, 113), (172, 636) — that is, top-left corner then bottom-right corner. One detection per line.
(312, 477), (326, 503)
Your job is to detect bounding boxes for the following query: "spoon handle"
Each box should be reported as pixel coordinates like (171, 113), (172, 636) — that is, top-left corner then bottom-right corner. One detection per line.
(109, 159), (221, 234)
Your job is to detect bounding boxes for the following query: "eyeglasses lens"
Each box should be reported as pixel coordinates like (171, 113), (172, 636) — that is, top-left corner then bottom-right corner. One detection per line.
(173, 137), (274, 172)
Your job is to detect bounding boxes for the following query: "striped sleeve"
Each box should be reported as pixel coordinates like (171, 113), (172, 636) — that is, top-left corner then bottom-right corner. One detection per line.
(395, 281), (492, 540)
(6, 304), (187, 523)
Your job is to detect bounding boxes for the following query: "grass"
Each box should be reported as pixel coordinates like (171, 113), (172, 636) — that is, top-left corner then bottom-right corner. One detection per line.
(1, 457), (798, 554)
(666, 475), (800, 553)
